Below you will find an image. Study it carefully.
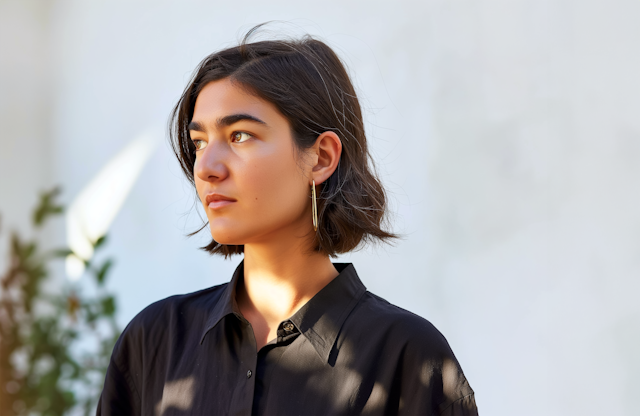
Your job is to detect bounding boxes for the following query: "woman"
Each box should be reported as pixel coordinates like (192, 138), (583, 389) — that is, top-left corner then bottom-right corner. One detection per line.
(97, 27), (478, 416)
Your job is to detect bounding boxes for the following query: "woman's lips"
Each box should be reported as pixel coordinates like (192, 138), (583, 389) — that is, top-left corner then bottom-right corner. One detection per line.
(205, 193), (236, 210)
(208, 200), (235, 210)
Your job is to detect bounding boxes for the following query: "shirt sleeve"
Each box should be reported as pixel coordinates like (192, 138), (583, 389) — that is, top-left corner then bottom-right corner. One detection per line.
(440, 393), (478, 416)
(436, 358), (478, 416)
(96, 327), (142, 416)
(393, 316), (479, 416)
(398, 359), (478, 416)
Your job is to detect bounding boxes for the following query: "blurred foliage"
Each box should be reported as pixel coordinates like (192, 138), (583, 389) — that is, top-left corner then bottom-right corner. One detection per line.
(0, 188), (120, 415)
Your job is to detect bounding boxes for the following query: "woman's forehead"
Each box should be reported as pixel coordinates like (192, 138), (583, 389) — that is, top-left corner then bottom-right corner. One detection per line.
(192, 79), (282, 127)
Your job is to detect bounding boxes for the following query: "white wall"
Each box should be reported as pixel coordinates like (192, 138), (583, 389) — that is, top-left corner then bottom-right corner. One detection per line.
(0, 0), (55, 268)
(1, 1), (639, 415)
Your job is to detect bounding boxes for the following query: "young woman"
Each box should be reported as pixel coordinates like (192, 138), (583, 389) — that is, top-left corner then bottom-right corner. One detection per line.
(97, 28), (478, 416)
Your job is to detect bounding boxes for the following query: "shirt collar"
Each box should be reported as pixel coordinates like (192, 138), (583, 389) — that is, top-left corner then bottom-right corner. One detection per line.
(200, 262), (245, 345)
(200, 261), (367, 363)
(288, 263), (367, 362)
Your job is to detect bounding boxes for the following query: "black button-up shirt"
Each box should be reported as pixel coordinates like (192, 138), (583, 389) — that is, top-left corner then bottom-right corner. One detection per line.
(97, 262), (477, 415)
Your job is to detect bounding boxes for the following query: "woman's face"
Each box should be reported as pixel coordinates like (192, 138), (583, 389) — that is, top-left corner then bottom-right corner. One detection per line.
(190, 78), (313, 246)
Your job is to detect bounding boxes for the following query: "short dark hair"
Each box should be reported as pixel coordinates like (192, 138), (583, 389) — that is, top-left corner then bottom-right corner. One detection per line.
(169, 25), (397, 257)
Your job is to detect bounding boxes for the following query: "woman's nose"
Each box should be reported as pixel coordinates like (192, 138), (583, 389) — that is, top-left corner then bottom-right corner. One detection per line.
(194, 141), (230, 182)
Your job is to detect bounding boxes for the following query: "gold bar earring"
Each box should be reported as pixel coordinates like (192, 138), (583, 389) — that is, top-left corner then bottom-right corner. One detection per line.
(312, 180), (318, 231)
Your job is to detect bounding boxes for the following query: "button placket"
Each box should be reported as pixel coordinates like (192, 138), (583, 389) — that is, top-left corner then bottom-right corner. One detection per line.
(227, 318), (257, 416)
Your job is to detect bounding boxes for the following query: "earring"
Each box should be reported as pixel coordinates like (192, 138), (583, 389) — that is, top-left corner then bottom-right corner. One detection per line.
(312, 180), (318, 232)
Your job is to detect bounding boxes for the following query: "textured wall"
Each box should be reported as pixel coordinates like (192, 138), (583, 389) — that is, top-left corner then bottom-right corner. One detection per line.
(1, 1), (639, 415)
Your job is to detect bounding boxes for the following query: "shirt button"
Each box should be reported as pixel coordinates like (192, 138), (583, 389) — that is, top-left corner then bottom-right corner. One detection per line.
(247, 370), (252, 379)
(283, 321), (294, 332)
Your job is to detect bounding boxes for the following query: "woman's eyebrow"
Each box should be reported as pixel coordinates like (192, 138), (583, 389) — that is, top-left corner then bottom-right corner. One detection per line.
(188, 120), (206, 132)
(187, 114), (267, 132)
(217, 113), (267, 128)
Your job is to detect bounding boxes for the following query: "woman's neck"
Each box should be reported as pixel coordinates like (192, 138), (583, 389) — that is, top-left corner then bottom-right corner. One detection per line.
(236, 240), (338, 350)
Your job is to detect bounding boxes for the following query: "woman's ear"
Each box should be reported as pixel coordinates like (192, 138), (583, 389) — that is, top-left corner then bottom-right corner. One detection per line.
(311, 131), (342, 185)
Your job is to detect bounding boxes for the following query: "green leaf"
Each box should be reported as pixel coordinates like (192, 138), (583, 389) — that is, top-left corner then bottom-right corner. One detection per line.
(33, 187), (64, 227)
(93, 235), (107, 250)
(100, 296), (116, 317)
(11, 233), (26, 258)
(48, 248), (74, 259)
(23, 242), (37, 259)
(95, 259), (113, 285)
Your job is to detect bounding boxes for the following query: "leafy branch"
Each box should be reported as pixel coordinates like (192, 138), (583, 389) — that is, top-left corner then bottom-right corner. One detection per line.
(0, 188), (120, 416)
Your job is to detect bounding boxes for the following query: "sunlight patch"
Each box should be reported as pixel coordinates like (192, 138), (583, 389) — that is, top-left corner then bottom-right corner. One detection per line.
(155, 376), (196, 416)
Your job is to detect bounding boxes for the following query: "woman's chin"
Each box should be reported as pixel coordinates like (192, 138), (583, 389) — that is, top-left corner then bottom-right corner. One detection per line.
(209, 228), (247, 246)
(208, 221), (243, 245)
(210, 234), (243, 245)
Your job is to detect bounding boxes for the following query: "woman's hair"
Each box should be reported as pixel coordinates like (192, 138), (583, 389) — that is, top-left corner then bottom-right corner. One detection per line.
(169, 25), (397, 257)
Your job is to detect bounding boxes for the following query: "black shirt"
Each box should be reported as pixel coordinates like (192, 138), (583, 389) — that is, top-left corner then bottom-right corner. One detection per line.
(97, 262), (478, 415)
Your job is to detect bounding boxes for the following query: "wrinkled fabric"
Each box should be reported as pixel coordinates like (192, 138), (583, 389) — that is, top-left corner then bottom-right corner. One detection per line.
(97, 262), (478, 416)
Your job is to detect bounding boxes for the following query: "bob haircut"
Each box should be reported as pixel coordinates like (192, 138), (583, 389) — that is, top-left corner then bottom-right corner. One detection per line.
(169, 26), (396, 257)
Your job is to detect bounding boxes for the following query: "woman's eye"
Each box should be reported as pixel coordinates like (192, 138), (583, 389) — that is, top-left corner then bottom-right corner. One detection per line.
(231, 131), (252, 143)
(192, 140), (207, 151)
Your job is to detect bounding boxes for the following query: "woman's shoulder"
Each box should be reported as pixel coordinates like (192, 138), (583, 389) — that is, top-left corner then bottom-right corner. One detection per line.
(137, 282), (227, 318)
(346, 291), (476, 413)
(349, 291), (455, 355)
(343, 291), (470, 375)
(114, 283), (229, 353)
